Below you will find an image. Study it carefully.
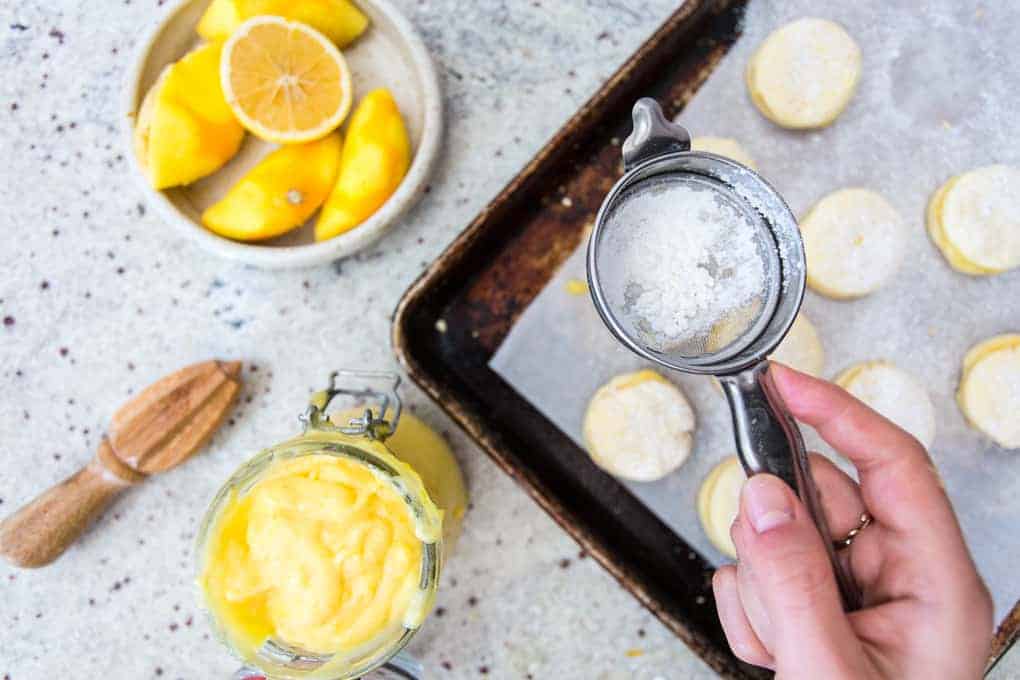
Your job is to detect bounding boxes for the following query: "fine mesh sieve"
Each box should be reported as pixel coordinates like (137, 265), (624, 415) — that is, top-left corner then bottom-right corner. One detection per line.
(592, 170), (782, 366)
(588, 99), (861, 611)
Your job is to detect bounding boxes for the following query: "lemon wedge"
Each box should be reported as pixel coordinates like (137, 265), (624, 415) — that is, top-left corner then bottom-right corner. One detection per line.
(220, 16), (353, 144)
(198, 0), (369, 47)
(315, 89), (410, 240)
(196, 0), (241, 41)
(201, 132), (342, 241)
(134, 42), (244, 189)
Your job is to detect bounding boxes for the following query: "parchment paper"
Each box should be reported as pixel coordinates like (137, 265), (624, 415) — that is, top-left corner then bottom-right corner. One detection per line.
(490, 0), (1020, 620)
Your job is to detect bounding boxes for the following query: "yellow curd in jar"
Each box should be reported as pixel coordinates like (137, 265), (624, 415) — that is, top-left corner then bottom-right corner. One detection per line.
(198, 411), (466, 666)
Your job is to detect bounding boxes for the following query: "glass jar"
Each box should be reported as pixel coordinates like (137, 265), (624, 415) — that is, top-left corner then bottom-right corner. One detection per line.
(196, 371), (464, 680)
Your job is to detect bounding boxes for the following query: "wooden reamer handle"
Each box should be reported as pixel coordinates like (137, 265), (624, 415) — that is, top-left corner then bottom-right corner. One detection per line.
(0, 439), (144, 568)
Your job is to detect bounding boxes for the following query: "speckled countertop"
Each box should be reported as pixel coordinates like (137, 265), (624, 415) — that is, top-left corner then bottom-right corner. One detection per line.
(0, 1), (1017, 679)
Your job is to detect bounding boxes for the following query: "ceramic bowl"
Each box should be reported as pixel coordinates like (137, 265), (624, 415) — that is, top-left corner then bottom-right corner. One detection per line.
(123, 0), (442, 269)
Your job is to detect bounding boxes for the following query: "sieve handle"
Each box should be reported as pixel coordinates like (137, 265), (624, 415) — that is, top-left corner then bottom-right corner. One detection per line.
(718, 361), (862, 612)
(622, 98), (691, 171)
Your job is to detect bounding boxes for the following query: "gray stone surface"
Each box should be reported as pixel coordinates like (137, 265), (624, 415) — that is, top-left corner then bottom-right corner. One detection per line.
(0, 0), (719, 677)
(0, 0), (1017, 678)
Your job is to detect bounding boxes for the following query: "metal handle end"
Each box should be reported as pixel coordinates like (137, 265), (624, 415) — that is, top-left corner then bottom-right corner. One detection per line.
(622, 98), (691, 171)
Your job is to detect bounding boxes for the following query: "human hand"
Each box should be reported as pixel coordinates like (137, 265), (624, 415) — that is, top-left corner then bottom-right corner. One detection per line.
(713, 363), (993, 680)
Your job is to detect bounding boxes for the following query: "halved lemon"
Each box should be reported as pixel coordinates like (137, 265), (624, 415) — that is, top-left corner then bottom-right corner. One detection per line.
(221, 16), (353, 143)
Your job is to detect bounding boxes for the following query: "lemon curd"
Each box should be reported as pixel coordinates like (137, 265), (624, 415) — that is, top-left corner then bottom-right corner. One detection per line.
(198, 410), (466, 678)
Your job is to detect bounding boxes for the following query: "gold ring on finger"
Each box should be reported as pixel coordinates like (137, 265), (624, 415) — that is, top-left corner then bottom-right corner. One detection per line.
(834, 512), (873, 550)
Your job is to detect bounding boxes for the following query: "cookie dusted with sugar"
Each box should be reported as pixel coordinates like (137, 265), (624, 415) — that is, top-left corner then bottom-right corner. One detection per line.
(927, 165), (1020, 276)
(582, 370), (695, 482)
(602, 176), (767, 353)
(958, 334), (1020, 449)
(836, 361), (936, 450)
(801, 188), (908, 299)
(746, 18), (861, 129)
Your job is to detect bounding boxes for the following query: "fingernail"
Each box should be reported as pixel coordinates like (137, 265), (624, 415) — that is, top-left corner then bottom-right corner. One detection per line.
(743, 474), (794, 534)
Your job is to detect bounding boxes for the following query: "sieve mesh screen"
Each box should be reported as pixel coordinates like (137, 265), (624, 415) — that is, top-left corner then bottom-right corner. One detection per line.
(594, 174), (780, 361)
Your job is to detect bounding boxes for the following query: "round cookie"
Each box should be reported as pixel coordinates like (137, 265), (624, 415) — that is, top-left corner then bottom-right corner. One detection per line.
(927, 176), (989, 275)
(801, 188), (908, 299)
(690, 137), (757, 170)
(582, 370), (695, 482)
(958, 334), (1020, 449)
(836, 361), (936, 449)
(697, 455), (744, 558)
(746, 18), (861, 129)
(712, 312), (824, 394)
(705, 298), (763, 355)
(927, 165), (1020, 275)
(771, 313), (825, 377)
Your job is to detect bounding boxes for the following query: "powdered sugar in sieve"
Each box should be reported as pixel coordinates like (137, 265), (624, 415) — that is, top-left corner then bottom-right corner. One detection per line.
(596, 174), (779, 359)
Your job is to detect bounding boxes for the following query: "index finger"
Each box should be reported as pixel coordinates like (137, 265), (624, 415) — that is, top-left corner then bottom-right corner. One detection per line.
(769, 362), (959, 539)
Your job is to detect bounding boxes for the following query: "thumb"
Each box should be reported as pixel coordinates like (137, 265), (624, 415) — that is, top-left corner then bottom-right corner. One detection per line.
(733, 474), (864, 676)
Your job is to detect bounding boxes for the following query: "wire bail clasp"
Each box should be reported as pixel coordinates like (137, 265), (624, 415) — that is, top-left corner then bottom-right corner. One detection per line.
(301, 370), (403, 440)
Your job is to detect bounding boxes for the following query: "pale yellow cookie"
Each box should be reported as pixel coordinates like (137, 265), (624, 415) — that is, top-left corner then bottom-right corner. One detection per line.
(712, 312), (823, 394)
(697, 455), (744, 558)
(583, 370), (695, 482)
(771, 314), (825, 377)
(836, 361), (936, 449)
(926, 176), (991, 275)
(928, 165), (1020, 275)
(691, 137), (757, 170)
(746, 18), (861, 129)
(801, 188), (908, 299)
(705, 298), (763, 355)
(958, 334), (1020, 449)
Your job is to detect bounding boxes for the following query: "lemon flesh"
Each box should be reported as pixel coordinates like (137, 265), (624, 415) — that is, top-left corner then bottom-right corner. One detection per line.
(202, 132), (342, 241)
(315, 89), (411, 241)
(134, 42), (244, 189)
(196, 0), (241, 41)
(221, 16), (353, 144)
(198, 0), (369, 48)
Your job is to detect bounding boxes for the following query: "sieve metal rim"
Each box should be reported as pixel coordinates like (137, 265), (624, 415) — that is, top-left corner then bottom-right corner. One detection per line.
(587, 150), (806, 376)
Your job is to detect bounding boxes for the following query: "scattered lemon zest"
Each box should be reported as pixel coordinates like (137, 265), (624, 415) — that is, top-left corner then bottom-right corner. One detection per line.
(565, 278), (589, 296)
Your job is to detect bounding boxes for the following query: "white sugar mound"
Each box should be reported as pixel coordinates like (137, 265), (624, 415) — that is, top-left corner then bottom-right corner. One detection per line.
(602, 178), (767, 352)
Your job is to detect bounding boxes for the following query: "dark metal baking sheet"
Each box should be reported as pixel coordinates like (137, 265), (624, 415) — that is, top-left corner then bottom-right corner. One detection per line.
(392, 0), (1018, 675)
